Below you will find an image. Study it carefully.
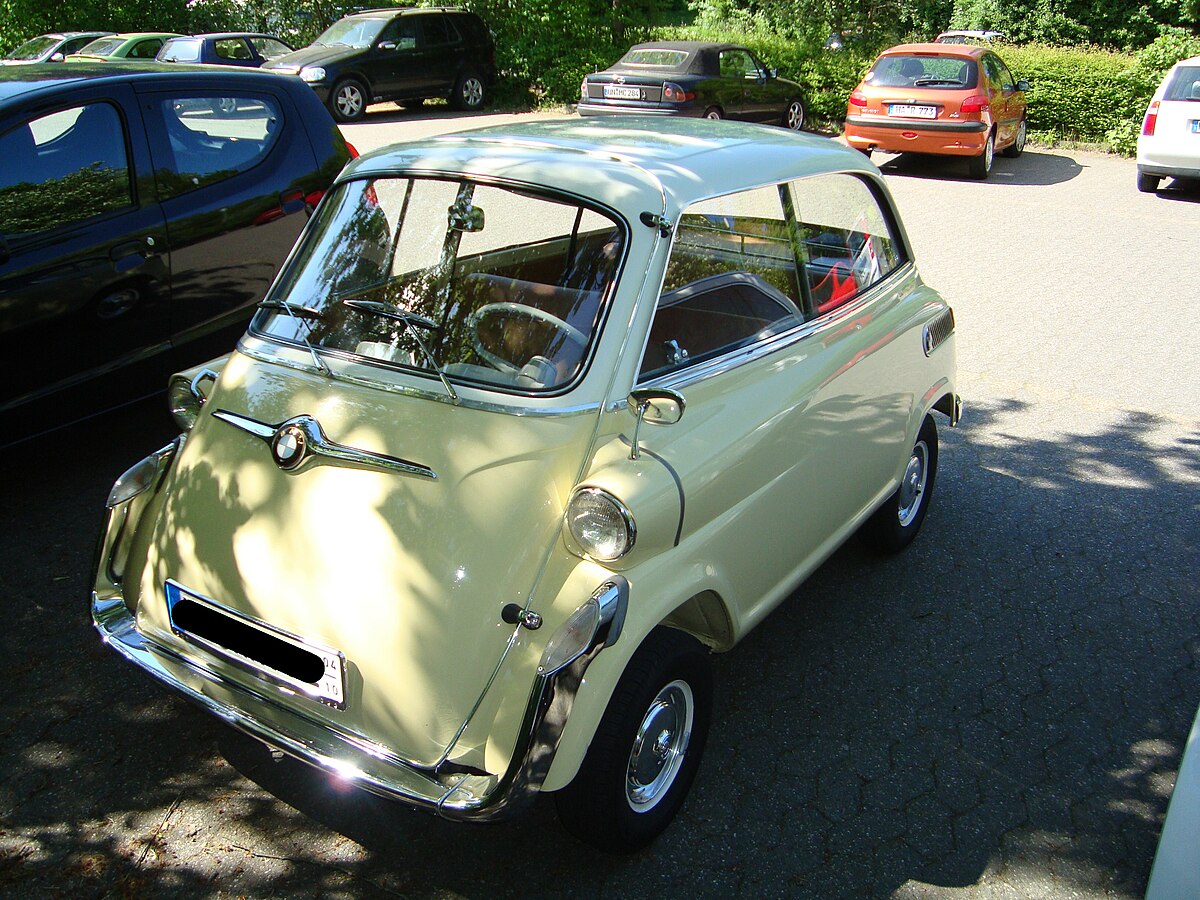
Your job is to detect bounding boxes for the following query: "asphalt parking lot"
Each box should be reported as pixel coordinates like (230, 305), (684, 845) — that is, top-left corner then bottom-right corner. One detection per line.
(1, 106), (1198, 898)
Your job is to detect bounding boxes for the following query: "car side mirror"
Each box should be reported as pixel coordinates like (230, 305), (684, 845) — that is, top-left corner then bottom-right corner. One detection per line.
(50, 52), (65, 62)
(378, 41), (397, 51)
(769, 67), (778, 79)
(1016, 79), (1031, 91)
(626, 387), (685, 460)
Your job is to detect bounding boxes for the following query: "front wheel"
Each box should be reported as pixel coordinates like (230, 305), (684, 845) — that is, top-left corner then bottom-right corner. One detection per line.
(860, 415), (938, 553)
(329, 78), (368, 123)
(1001, 119), (1027, 158)
(967, 131), (994, 180)
(554, 628), (712, 853)
(783, 98), (805, 131)
(451, 69), (486, 111)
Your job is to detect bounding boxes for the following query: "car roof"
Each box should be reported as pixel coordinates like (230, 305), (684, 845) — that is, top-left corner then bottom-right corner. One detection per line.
(627, 40), (744, 53)
(0, 62), (294, 105)
(879, 42), (989, 59)
(343, 118), (876, 219)
(179, 32), (290, 41)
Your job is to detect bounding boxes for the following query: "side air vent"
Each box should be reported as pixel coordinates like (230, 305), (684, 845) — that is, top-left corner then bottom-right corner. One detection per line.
(922, 307), (955, 356)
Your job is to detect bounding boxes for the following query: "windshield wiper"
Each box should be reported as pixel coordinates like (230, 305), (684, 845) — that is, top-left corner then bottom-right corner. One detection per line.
(258, 299), (325, 319)
(341, 298), (459, 404)
(914, 78), (961, 86)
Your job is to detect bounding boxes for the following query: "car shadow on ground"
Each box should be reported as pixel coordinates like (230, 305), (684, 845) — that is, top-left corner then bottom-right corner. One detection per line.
(875, 148), (1083, 186)
(1151, 177), (1200, 204)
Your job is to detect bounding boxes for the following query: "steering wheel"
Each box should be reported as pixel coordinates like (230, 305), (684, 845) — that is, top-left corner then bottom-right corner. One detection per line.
(469, 302), (587, 375)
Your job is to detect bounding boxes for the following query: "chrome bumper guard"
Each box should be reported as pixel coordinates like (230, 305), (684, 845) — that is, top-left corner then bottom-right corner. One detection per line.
(93, 577), (628, 821)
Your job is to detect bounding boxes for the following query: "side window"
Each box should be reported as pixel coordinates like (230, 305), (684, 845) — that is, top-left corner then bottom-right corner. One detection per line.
(719, 50), (756, 79)
(788, 173), (904, 315)
(61, 37), (94, 55)
(995, 58), (1016, 91)
(421, 15), (452, 46)
(251, 38), (292, 61)
(982, 55), (1004, 89)
(640, 185), (804, 380)
(385, 19), (418, 50)
(130, 39), (165, 59)
(0, 102), (133, 237)
(214, 39), (253, 61)
(154, 95), (281, 200)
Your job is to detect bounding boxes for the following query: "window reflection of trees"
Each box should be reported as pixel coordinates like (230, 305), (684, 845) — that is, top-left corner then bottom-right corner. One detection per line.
(0, 165), (130, 235)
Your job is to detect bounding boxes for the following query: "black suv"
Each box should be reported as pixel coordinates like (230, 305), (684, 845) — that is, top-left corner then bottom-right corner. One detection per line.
(264, 7), (495, 122)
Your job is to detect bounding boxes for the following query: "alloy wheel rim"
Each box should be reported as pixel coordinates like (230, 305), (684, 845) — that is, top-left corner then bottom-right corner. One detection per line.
(626, 679), (693, 812)
(897, 439), (929, 526)
(705, 109), (721, 120)
(462, 78), (483, 106)
(1016, 120), (1026, 152)
(985, 134), (994, 171)
(787, 101), (804, 129)
(337, 86), (363, 118)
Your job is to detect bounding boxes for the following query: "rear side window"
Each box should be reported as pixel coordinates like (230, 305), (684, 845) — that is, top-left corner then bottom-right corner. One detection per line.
(788, 173), (905, 314)
(1165, 66), (1200, 101)
(129, 38), (166, 59)
(867, 55), (978, 89)
(214, 38), (254, 61)
(153, 95), (282, 200)
(0, 102), (132, 236)
(421, 14), (452, 46)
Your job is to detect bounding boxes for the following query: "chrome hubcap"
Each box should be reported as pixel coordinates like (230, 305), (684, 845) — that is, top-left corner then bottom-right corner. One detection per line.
(1016, 121), (1026, 151)
(787, 102), (803, 129)
(898, 439), (929, 527)
(984, 135), (994, 171)
(462, 77), (483, 107)
(337, 86), (363, 117)
(705, 110), (720, 120)
(626, 680), (693, 812)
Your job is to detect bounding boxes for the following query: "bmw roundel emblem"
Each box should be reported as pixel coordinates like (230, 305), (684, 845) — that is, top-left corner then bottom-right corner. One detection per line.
(272, 424), (307, 469)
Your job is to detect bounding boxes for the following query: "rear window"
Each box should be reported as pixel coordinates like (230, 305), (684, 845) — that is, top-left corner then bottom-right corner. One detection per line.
(1165, 66), (1200, 101)
(159, 38), (201, 62)
(620, 48), (689, 68)
(866, 55), (979, 90)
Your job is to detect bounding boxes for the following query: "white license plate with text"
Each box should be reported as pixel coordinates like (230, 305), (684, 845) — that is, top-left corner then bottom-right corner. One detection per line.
(889, 104), (937, 119)
(604, 85), (642, 100)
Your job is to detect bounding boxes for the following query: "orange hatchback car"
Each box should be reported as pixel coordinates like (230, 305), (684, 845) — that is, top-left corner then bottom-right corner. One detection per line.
(844, 43), (1029, 179)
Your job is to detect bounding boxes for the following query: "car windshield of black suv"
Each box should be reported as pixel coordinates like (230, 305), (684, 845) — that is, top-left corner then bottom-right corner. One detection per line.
(313, 18), (388, 49)
(254, 177), (626, 394)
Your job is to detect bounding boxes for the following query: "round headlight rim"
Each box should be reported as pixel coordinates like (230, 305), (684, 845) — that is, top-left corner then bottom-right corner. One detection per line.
(566, 486), (636, 563)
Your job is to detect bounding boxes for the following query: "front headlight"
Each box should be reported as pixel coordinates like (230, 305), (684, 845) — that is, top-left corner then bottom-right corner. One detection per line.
(566, 487), (635, 562)
(299, 66), (326, 83)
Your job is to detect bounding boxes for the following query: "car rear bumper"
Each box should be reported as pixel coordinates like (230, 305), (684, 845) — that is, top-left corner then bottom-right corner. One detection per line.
(577, 101), (697, 118)
(94, 566), (628, 821)
(845, 116), (988, 156)
(1137, 161), (1200, 180)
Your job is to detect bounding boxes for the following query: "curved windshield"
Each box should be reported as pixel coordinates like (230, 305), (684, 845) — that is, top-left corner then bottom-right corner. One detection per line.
(254, 177), (625, 393)
(313, 18), (387, 49)
(7, 36), (59, 60)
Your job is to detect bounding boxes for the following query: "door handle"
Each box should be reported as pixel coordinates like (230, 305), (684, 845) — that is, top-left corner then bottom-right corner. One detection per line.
(109, 237), (155, 272)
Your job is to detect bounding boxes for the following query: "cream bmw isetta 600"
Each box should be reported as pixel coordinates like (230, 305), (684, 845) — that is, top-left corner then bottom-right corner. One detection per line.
(93, 118), (959, 852)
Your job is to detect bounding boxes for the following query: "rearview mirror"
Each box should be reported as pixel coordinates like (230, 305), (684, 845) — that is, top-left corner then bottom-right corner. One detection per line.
(626, 388), (685, 460)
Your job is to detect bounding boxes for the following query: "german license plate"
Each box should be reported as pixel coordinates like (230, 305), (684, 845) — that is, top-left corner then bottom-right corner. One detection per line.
(604, 85), (642, 100)
(1191, 120), (1200, 133)
(165, 580), (346, 707)
(889, 104), (936, 119)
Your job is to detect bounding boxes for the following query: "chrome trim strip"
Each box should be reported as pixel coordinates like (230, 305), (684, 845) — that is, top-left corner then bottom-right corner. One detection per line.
(235, 338), (604, 419)
(212, 410), (437, 480)
(91, 573), (630, 821)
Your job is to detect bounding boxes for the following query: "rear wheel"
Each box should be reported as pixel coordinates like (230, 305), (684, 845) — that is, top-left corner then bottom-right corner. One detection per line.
(783, 99), (805, 131)
(554, 628), (712, 853)
(1137, 171), (1161, 193)
(330, 78), (367, 123)
(1001, 119), (1026, 158)
(703, 106), (723, 120)
(967, 130), (994, 180)
(451, 69), (486, 111)
(860, 415), (938, 553)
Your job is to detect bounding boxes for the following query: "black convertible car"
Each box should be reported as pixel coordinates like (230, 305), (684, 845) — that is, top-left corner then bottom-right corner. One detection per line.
(579, 41), (806, 130)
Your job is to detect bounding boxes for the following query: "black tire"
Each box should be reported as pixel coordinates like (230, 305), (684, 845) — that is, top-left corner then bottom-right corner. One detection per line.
(860, 415), (938, 553)
(703, 106), (723, 120)
(1001, 118), (1026, 158)
(859, 147), (873, 160)
(329, 78), (368, 123)
(1137, 171), (1161, 193)
(554, 627), (712, 853)
(967, 130), (994, 180)
(450, 69), (486, 111)
(783, 98), (805, 131)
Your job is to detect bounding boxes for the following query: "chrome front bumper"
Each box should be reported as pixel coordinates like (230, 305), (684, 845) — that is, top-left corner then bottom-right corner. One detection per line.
(93, 577), (628, 821)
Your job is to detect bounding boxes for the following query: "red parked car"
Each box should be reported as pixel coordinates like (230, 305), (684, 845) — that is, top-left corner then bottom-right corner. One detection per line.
(843, 43), (1029, 179)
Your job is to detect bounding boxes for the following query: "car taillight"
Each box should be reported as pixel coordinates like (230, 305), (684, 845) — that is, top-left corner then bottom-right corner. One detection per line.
(346, 141), (359, 159)
(662, 82), (695, 103)
(1142, 100), (1159, 136)
(960, 95), (989, 114)
(581, 78), (587, 99)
